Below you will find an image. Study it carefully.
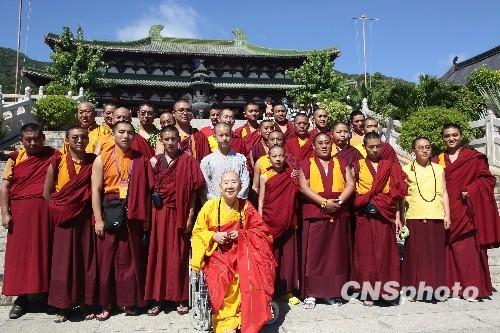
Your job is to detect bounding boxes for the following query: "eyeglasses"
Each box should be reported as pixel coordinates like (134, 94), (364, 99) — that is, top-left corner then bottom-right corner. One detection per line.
(68, 135), (89, 142)
(415, 145), (432, 151)
(175, 108), (192, 114)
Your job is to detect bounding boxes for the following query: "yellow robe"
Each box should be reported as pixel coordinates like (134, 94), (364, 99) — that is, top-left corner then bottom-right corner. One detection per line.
(61, 123), (111, 154)
(191, 198), (242, 333)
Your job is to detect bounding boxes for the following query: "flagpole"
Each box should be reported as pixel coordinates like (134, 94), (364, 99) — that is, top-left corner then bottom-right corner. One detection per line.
(15, 0), (23, 94)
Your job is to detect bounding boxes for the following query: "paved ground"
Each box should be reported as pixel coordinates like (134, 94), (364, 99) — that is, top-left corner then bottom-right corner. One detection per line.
(1, 292), (500, 333)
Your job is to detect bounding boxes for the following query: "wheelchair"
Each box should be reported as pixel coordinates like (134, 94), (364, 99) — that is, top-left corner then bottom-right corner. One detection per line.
(189, 268), (280, 331)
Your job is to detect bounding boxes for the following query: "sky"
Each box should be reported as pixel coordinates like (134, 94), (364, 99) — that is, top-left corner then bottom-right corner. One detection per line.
(0, 0), (498, 82)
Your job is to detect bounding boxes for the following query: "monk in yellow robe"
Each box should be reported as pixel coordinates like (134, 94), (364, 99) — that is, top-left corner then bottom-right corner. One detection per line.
(191, 171), (275, 333)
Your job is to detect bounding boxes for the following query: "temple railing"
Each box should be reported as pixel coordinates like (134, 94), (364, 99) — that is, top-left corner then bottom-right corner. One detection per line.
(0, 86), (84, 148)
(361, 98), (500, 168)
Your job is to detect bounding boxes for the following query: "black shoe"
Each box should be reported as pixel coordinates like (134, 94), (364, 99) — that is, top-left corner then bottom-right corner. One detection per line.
(9, 304), (26, 319)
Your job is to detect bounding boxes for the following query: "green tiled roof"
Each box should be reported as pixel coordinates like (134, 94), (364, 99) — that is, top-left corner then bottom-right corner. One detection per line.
(44, 25), (340, 59)
(22, 67), (301, 90)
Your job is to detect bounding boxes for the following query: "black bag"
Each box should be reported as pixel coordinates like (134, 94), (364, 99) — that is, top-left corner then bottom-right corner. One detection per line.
(103, 199), (126, 230)
(363, 200), (380, 217)
(151, 192), (163, 209)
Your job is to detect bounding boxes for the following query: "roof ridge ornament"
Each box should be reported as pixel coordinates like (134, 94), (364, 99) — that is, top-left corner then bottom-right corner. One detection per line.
(149, 25), (164, 41)
(232, 28), (247, 46)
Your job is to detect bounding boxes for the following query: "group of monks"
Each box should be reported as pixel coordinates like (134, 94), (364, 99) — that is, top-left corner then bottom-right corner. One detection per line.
(1, 99), (500, 333)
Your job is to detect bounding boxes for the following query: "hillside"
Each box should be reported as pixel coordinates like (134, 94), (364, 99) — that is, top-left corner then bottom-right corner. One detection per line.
(0, 47), (49, 94)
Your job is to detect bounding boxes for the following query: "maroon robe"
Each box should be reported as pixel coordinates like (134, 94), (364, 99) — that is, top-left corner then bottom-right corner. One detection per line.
(401, 219), (446, 290)
(178, 128), (210, 164)
(380, 142), (398, 163)
(433, 148), (500, 298)
(145, 152), (204, 302)
(285, 134), (314, 162)
(132, 134), (155, 160)
(235, 123), (261, 153)
(48, 153), (97, 309)
(309, 128), (332, 140)
(274, 121), (295, 142)
(2, 146), (60, 296)
(353, 159), (407, 299)
(261, 164), (300, 294)
(251, 140), (268, 165)
(299, 157), (351, 298)
(334, 145), (362, 174)
(97, 150), (154, 308)
(204, 200), (275, 333)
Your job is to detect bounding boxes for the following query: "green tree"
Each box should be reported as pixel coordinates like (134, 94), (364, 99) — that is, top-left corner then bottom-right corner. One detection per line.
(287, 51), (348, 105)
(48, 26), (104, 97)
(399, 106), (472, 155)
(34, 95), (78, 130)
(457, 67), (500, 118)
(316, 96), (352, 125)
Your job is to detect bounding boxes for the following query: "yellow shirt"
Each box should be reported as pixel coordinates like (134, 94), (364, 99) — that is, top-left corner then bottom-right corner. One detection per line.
(350, 131), (364, 146)
(356, 159), (390, 195)
(2, 148), (28, 181)
(208, 135), (218, 152)
(354, 143), (367, 158)
(403, 162), (445, 220)
(190, 197), (242, 333)
(55, 154), (83, 192)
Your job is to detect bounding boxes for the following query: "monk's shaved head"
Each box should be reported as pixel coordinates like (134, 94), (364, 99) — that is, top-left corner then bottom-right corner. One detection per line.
(112, 107), (132, 124)
(269, 144), (285, 154)
(314, 132), (331, 144)
(221, 170), (240, 183)
(214, 122), (231, 133)
(294, 113), (308, 123)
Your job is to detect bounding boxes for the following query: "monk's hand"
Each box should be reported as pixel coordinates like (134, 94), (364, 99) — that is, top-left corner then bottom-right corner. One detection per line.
(290, 169), (299, 179)
(395, 218), (402, 235)
(1, 213), (12, 230)
(461, 191), (469, 200)
(213, 232), (228, 245)
(228, 230), (238, 241)
(185, 218), (193, 233)
(325, 199), (340, 212)
(95, 219), (105, 238)
(444, 216), (451, 230)
(142, 221), (150, 232)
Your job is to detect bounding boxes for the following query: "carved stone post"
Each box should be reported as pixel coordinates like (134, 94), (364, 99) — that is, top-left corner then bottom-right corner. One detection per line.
(485, 109), (495, 166)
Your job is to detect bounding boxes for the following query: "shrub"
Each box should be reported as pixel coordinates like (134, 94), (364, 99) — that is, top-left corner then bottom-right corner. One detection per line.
(34, 95), (78, 130)
(316, 95), (352, 126)
(44, 82), (72, 96)
(399, 106), (473, 155)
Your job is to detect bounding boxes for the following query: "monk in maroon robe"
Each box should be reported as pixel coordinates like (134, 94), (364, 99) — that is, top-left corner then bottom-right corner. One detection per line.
(433, 124), (500, 299)
(353, 132), (407, 305)
(299, 133), (356, 309)
(353, 117), (398, 163)
(285, 113), (314, 162)
(91, 121), (154, 320)
(1, 123), (60, 319)
(173, 100), (210, 163)
(273, 103), (295, 141)
(43, 126), (97, 322)
(144, 126), (204, 315)
(308, 108), (332, 139)
(95, 107), (155, 160)
(258, 145), (300, 303)
(234, 102), (262, 153)
(249, 120), (273, 167)
(331, 122), (362, 174)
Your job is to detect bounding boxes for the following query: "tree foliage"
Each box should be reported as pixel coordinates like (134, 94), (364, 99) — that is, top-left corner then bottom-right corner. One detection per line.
(316, 95), (352, 126)
(287, 51), (348, 105)
(34, 95), (78, 130)
(48, 26), (104, 97)
(399, 106), (472, 155)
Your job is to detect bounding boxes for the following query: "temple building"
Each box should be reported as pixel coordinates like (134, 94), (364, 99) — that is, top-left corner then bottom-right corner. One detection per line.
(23, 25), (339, 117)
(442, 45), (499, 84)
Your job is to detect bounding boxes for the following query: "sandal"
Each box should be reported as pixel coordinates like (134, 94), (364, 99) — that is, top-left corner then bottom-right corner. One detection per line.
(54, 312), (68, 323)
(303, 297), (316, 310)
(325, 298), (343, 307)
(176, 304), (189, 315)
(362, 300), (374, 307)
(96, 310), (111, 321)
(9, 304), (26, 319)
(282, 293), (301, 305)
(147, 304), (162, 316)
(122, 306), (139, 316)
